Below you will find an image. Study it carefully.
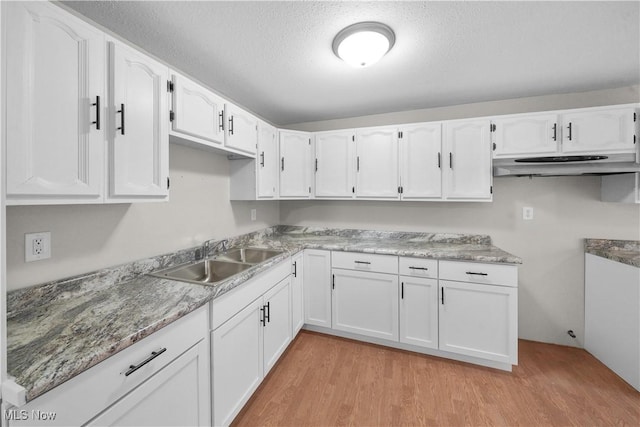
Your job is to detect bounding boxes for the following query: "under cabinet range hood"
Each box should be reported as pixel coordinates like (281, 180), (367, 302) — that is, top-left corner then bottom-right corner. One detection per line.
(493, 153), (640, 177)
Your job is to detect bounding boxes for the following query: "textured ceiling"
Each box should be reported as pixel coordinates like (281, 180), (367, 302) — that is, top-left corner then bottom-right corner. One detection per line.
(62, 1), (640, 126)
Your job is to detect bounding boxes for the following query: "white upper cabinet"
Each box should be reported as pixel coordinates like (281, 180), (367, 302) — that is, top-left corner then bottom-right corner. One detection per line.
(169, 71), (225, 147)
(491, 105), (638, 158)
(492, 113), (559, 158)
(256, 121), (279, 198)
(560, 106), (637, 154)
(279, 130), (313, 198)
(356, 126), (400, 199)
(314, 130), (356, 199)
(109, 40), (170, 200)
(5, 1), (106, 204)
(399, 123), (443, 200)
(443, 119), (492, 201)
(224, 103), (258, 156)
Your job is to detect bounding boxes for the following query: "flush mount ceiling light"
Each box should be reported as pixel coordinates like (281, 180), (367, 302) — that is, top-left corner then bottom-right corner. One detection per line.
(332, 22), (395, 68)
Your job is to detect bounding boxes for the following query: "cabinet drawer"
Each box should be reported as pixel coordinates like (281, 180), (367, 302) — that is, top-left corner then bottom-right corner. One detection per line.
(331, 251), (398, 274)
(439, 260), (518, 287)
(399, 257), (438, 278)
(8, 306), (208, 426)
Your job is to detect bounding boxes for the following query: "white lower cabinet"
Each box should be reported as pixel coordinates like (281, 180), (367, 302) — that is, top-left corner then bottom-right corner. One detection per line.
(399, 276), (439, 349)
(263, 278), (292, 374)
(303, 249), (332, 328)
(212, 299), (264, 427)
(4, 307), (210, 427)
(291, 252), (305, 335)
(211, 261), (292, 427)
(86, 340), (210, 427)
(438, 280), (517, 364)
(332, 268), (399, 341)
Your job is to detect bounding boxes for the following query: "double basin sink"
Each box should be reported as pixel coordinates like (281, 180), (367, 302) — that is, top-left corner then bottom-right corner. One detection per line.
(151, 248), (284, 286)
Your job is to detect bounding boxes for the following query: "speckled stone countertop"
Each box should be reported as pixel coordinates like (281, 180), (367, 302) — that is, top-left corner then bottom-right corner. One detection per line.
(585, 239), (640, 268)
(7, 226), (521, 403)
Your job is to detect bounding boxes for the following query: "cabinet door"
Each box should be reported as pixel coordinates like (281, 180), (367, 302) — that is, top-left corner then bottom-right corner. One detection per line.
(315, 130), (356, 198)
(303, 250), (332, 328)
(256, 121), (279, 198)
(443, 120), (492, 201)
(492, 113), (559, 158)
(399, 123), (442, 200)
(439, 280), (517, 364)
(279, 130), (313, 198)
(263, 278), (292, 375)
(399, 276), (438, 349)
(291, 252), (305, 335)
(225, 103), (258, 155)
(86, 340), (210, 427)
(171, 72), (225, 146)
(332, 269), (399, 341)
(356, 127), (400, 199)
(110, 41), (169, 199)
(5, 1), (105, 202)
(561, 107), (637, 154)
(212, 299), (264, 427)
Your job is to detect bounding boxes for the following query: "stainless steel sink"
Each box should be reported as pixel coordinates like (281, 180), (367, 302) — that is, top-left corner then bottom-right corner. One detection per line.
(152, 259), (253, 285)
(216, 248), (283, 264)
(151, 248), (283, 286)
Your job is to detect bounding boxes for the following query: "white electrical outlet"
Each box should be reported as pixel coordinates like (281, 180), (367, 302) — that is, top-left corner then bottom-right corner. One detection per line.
(251, 209), (257, 221)
(25, 232), (51, 262)
(523, 207), (534, 220)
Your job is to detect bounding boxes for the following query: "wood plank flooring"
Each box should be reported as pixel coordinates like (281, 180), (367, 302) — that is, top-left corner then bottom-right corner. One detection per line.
(232, 331), (640, 427)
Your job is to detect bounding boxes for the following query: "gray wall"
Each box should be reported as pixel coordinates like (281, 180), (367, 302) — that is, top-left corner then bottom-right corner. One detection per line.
(6, 143), (280, 290)
(280, 85), (640, 347)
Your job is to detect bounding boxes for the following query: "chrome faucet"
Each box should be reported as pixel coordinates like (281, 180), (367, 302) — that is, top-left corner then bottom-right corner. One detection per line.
(197, 239), (228, 261)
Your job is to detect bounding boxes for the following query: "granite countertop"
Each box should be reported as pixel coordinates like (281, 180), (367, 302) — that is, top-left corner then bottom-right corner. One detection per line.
(585, 239), (640, 268)
(7, 226), (521, 403)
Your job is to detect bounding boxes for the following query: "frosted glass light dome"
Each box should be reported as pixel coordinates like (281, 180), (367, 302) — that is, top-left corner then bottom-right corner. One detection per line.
(332, 22), (395, 68)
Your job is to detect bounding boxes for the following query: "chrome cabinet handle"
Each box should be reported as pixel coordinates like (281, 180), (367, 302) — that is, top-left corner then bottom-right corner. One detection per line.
(552, 123), (557, 141)
(354, 261), (371, 265)
(409, 266), (429, 271)
(125, 348), (166, 376)
(116, 103), (125, 135)
(260, 152), (265, 167)
(229, 115), (234, 135)
(449, 152), (453, 169)
(218, 111), (224, 131)
(567, 122), (572, 141)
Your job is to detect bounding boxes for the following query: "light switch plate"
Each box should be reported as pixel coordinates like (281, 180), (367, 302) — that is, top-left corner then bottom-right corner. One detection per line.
(25, 232), (51, 262)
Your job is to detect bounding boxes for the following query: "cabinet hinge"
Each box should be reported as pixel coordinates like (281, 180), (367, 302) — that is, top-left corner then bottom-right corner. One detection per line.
(167, 80), (174, 92)
(169, 110), (175, 122)
(167, 177), (171, 190)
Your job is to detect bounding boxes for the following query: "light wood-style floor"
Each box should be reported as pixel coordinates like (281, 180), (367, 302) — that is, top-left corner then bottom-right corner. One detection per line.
(232, 331), (640, 427)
